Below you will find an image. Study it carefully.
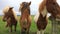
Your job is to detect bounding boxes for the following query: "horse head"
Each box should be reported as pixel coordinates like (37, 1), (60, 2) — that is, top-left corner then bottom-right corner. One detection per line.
(3, 7), (13, 22)
(19, 1), (31, 15)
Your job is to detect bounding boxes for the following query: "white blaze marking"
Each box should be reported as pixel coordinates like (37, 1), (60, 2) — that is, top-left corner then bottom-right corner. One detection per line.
(41, 6), (47, 17)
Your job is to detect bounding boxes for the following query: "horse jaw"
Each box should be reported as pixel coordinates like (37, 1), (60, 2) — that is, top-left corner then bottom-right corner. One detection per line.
(41, 6), (47, 17)
(34, 11), (39, 23)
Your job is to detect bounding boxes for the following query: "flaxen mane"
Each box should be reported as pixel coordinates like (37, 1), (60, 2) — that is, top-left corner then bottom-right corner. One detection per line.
(3, 6), (18, 21)
(3, 6), (10, 13)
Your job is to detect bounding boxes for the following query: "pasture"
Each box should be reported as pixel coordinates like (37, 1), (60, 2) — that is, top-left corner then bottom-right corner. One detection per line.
(0, 16), (60, 34)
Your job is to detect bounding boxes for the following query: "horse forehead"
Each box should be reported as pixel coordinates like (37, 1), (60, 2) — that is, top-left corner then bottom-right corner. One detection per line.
(22, 2), (28, 4)
(22, 2), (28, 6)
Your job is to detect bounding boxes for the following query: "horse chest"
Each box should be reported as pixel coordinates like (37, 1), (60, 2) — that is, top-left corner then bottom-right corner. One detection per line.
(37, 18), (47, 30)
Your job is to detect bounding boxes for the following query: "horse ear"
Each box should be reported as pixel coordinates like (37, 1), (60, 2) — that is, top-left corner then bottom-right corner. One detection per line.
(28, 1), (31, 6)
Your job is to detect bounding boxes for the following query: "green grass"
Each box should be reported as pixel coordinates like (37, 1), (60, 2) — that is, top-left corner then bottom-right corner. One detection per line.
(0, 16), (60, 34)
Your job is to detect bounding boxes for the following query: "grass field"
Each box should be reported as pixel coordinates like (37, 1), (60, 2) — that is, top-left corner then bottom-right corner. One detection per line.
(0, 16), (60, 34)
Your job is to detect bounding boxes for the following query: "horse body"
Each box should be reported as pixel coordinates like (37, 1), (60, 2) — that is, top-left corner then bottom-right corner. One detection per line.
(3, 6), (17, 32)
(34, 0), (48, 34)
(19, 2), (31, 34)
(37, 7), (47, 31)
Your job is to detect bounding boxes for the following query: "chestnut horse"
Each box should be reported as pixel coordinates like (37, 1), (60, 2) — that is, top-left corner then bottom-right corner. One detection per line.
(2, 6), (18, 32)
(34, 0), (48, 34)
(19, 2), (31, 34)
(46, 0), (60, 34)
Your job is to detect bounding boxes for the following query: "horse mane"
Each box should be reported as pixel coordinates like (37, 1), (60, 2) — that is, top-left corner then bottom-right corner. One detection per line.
(12, 9), (18, 21)
(39, 0), (48, 17)
(3, 6), (10, 13)
(3, 6), (18, 21)
(39, 0), (46, 13)
(34, 0), (47, 23)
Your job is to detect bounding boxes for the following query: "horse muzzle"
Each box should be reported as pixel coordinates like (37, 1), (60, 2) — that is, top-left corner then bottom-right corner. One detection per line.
(3, 18), (7, 22)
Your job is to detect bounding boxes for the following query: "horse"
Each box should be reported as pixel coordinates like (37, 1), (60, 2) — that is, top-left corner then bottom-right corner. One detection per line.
(46, 0), (60, 34)
(19, 1), (31, 34)
(34, 0), (48, 34)
(2, 6), (18, 32)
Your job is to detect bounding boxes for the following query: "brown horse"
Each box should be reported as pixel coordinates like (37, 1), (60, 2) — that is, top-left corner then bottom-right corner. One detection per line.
(19, 1), (31, 34)
(46, 0), (60, 34)
(34, 0), (48, 34)
(2, 6), (18, 32)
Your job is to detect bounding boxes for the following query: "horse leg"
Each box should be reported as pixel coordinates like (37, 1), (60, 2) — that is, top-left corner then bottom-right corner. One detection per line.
(9, 25), (12, 32)
(37, 30), (44, 34)
(14, 24), (17, 32)
(14, 25), (16, 32)
(41, 30), (45, 34)
(21, 28), (26, 34)
(26, 28), (29, 34)
(37, 30), (40, 34)
(52, 19), (57, 34)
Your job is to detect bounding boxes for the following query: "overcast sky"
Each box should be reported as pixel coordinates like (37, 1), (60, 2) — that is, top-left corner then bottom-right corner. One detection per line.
(0, 0), (60, 15)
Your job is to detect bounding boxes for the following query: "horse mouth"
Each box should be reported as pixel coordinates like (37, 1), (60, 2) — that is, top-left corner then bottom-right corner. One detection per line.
(3, 18), (7, 22)
(3, 19), (6, 22)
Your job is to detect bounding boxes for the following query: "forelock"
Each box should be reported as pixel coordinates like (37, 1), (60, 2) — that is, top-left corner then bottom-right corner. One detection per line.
(3, 6), (11, 13)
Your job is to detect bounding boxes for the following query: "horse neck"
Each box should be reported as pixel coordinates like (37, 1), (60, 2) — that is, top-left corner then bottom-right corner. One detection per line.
(8, 10), (15, 20)
(21, 10), (30, 19)
(39, 0), (46, 13)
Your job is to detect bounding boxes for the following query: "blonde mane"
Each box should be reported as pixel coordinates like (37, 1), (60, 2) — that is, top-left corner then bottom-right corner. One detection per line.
(12, 9), (18, 21)
(3, 6), (10, 14)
